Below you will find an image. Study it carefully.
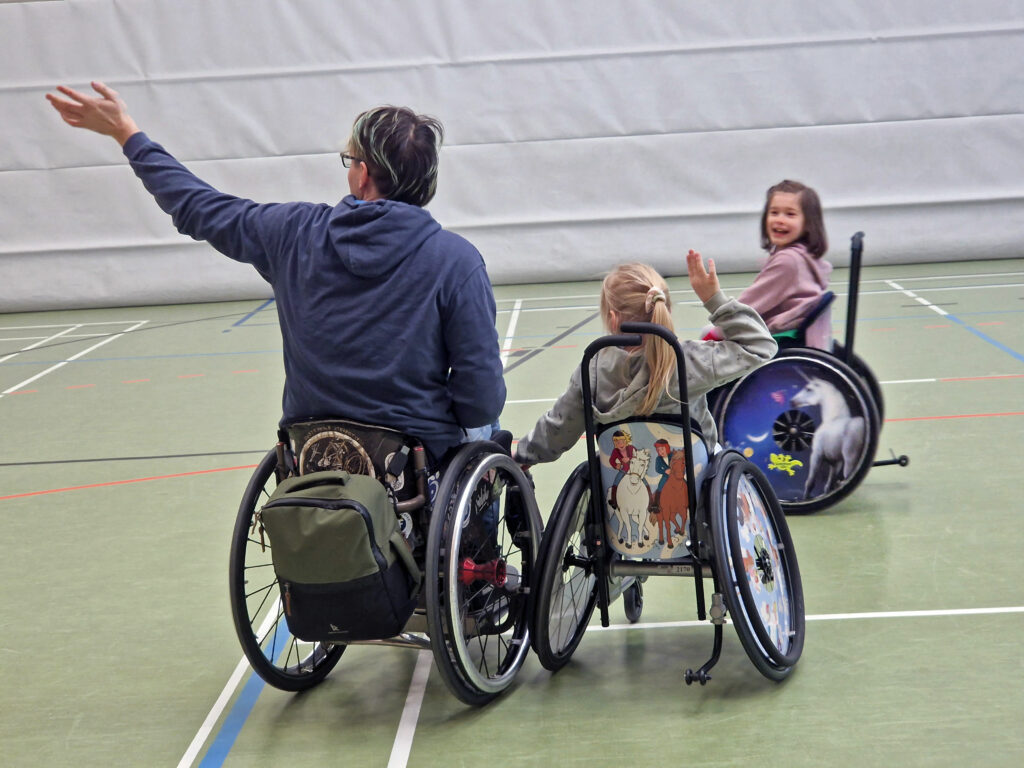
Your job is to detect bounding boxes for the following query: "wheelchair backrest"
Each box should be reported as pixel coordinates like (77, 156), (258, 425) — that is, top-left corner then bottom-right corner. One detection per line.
(596, 416), (709, 560)
(797, 290), (835, 351)
(285, 419), (423, 505)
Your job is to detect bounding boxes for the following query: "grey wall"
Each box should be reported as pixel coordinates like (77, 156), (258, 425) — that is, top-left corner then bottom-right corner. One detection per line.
(2, 0), (1023, 310)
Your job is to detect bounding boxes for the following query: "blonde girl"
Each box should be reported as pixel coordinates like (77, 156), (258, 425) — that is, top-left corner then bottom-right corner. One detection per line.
(514, 250), (776, 466)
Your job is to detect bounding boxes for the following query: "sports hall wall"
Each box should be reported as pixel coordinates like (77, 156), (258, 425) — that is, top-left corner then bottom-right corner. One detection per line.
(2, 0), (1022, 311)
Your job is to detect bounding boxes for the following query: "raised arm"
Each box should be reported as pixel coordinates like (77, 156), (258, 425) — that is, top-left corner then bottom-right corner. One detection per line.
(46, 81), (140, 145)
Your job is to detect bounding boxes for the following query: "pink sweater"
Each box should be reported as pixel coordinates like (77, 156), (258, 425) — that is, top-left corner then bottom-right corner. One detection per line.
(738, 243), (833, 349)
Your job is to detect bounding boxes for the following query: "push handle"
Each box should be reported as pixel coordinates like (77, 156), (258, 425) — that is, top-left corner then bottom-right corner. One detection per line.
(842, 231), (865, 365)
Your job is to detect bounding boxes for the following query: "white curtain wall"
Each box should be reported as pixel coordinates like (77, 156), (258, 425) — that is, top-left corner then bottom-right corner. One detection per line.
(2, 0), (1023, 310)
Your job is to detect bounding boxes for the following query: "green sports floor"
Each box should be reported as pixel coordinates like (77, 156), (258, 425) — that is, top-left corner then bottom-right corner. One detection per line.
(2, 258), (1022, 767)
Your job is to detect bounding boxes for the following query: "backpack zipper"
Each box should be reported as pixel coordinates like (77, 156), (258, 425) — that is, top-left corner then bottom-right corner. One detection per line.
(261, 497), (389, 572)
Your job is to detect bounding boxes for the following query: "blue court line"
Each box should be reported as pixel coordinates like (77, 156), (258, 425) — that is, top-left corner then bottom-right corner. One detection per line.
(947, 314), (1024, 364)
(228, 299), (276, 329)
(198, 620), (289, 767)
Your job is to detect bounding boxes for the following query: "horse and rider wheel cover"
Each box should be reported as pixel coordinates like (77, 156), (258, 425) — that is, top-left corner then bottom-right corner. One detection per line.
(714, 349), (880, 513)
(595, 418), (709, 559)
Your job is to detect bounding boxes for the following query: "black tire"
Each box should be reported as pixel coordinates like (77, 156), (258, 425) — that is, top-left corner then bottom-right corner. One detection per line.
(228, 449), (344, 691)
(623, 580), (643, 624)
(532, 463), (599, 671)
(715, 347), (881, 514)
(707, 452), (805, 681)
(425, 445), (542, 705)
(832, 343), (885, 425)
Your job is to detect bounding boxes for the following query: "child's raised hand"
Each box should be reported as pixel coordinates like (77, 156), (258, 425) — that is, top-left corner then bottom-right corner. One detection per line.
(686, 249), (719, 304)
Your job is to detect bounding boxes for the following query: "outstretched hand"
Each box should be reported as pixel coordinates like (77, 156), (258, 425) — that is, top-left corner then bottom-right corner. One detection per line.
(45, 81), (140, 145)
(686, 249), (719, 304)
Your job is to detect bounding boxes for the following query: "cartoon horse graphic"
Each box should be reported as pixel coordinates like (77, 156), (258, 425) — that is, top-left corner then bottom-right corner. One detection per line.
(651, 451), (688, 547)
(790, 375), (866, 498)
(610, 448), (653, 549)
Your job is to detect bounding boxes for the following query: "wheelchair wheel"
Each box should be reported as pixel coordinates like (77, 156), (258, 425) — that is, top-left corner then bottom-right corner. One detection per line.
(832, 342), (885, 425)
(532, 462), (599, 671)
(623, 580), (644, 624)
(713, 347), (880, 513)
(707, 451), (805, 681)
(228, 449), (344, 691)
(425, 443), (543, 705)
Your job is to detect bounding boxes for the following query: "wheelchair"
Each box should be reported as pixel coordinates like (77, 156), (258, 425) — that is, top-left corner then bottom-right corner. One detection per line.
(530, 322), (805, 684)
(710, 232), (908, 513)
(228, 418), (544, 706)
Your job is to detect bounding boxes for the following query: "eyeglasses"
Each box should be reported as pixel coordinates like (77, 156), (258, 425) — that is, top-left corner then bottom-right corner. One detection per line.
(340, 152), (363, 168)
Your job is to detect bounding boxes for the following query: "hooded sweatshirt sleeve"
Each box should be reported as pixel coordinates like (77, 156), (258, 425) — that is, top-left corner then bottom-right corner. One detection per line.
(514, 366), (587, 465)
(680, 290), (777, 397)
(443, 262), (506, 429)
(122, 132), (308, 279)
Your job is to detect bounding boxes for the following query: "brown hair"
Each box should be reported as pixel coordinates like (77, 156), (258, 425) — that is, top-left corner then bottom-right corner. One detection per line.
(349, 106), (444, 207)
(600, 263), (676, 416)
(759, 179), (828, 257)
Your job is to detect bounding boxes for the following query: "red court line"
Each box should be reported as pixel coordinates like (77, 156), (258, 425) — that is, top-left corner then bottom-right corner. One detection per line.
(0, 464), (258, 501)
(65, 384), (95, 389)
(886, 412), (1024, 423)
(940, 374), (1024, 382)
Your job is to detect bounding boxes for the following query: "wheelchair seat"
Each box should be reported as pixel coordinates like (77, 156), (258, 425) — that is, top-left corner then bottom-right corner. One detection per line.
(596, 416), (709, 559)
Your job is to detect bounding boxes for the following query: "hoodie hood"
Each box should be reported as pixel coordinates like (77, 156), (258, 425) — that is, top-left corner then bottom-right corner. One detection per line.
(328, 195), (441, 278)
(591, 350), (653, 422)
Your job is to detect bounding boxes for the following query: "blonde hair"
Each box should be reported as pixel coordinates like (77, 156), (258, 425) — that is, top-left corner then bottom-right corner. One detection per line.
(600, 263), (676, 416)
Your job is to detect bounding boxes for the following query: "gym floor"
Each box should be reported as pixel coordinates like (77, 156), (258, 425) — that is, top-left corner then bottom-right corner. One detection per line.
(2, 258), (1022, 767)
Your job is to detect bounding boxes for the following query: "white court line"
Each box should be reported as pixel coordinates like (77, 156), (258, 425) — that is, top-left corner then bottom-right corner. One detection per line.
(886, 280), (948, 316)
(387, 651), (433, 768)
(177, 602), (282, 768)
(0, 324), (81, 365)
(500, 299), (523, 367)
(0, 320), (146, 330)
(0, 333), (111, 344)
(0, 320), (147, 397)
(503, 374), (1018, 406)
(591, 605), (1024, 632)
(494, 269), (1024, 304)
(495, 281), (1024, 315)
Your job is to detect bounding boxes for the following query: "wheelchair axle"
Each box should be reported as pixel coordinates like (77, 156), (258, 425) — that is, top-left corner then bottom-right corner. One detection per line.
(459, 557), (507, 587)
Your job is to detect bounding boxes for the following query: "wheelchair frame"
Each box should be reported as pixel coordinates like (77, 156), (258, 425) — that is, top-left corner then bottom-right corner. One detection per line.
(228, 428), (544, 706)
(712, 232), (909, 513)
(529, 322), (806, 684)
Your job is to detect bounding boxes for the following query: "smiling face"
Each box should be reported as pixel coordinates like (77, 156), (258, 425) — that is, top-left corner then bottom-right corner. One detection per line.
(765, 191), (806, 249)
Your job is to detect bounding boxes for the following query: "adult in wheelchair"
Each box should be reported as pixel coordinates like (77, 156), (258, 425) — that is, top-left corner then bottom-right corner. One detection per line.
(708, 233), (908, 513)
(228, 418), (543, 706)
(529, 323), (806, 684)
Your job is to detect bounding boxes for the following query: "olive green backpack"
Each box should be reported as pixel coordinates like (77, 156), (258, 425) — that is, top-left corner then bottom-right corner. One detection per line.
(257, 470), (422, 643)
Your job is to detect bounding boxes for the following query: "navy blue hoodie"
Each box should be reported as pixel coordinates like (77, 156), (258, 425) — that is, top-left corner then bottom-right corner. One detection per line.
(124, 133), (505, 460)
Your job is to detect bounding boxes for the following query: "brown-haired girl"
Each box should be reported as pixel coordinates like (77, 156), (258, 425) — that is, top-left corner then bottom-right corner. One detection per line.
(736, 180), (833, 350)
(514, 251), (776, 465)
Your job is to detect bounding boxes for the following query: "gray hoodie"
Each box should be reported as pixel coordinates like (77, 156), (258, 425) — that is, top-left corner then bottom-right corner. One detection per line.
(514, 290), (776, 464)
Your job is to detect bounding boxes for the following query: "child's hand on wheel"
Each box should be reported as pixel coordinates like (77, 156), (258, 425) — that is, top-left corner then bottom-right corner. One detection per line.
(686, 249), (719, 304)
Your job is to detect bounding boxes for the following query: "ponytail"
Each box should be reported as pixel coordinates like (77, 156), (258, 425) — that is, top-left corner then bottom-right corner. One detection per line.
(601, 263), (677, 416)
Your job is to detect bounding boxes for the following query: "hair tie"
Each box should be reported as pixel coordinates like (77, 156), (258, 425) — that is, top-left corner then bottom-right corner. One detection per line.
(645, 287), (666, 313)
